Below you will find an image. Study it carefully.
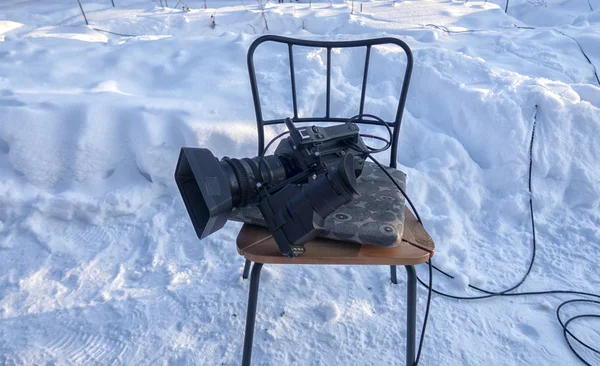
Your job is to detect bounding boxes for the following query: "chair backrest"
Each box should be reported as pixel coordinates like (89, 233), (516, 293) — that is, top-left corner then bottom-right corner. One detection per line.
(247, 35), (413, 169)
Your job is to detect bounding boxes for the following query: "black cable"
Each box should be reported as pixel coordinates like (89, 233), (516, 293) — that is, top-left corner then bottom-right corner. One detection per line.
(415, 258), (433, 364)
(77, 0), (89, 25)
(360, 151), (422, 224)
(553, 30), (600, 86)
(513, 24), (536, 30)
(558, 300), (600, 364)
(360, 152), (430, 365)
(586, 0), (594, 11)
(75, 0), (137, 36)
(276, 114), (598, 363)
(346, 113), (393, 154)
(257, 130), (290, 184)
(370, 105), (599, 364)
(418, 107), (538, 299)
(359, 134), (390, 152)
(91, 27), (137, 37)
(425, 24), (478, 34)
(340, 111), (432, 365)
(425, 23), (599, 87)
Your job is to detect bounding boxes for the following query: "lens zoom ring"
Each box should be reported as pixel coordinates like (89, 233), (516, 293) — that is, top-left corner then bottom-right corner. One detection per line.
(243, 158), (262, 184)
(239, 159), (259, 204)
(224, 158), (251, 207)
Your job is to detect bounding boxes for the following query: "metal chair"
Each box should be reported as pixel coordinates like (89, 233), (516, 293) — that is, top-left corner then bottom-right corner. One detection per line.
(237, 35), (433, 366)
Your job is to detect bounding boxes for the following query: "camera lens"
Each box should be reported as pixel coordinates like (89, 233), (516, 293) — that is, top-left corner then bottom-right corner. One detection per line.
(221, 154), (292, 208)
(175, 148), (295, 240)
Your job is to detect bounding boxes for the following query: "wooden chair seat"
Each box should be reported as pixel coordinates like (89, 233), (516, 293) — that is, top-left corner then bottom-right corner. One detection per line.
(237, 207), (435, 265)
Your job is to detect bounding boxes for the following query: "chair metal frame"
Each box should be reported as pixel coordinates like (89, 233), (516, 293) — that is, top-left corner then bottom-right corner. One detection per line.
(240, 35), (415, 366)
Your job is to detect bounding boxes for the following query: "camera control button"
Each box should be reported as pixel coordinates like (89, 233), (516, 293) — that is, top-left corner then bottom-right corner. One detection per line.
(299, 128), (311, 139)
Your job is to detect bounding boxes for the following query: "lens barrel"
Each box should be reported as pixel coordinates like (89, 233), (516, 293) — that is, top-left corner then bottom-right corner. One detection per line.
(221, 155), (290, 208)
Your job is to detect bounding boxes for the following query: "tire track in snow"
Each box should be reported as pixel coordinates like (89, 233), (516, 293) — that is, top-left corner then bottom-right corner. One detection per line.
(45, 324), (128, 365)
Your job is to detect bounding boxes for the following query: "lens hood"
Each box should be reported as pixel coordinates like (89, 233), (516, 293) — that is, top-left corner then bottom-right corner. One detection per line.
(175, 148), (233, 240)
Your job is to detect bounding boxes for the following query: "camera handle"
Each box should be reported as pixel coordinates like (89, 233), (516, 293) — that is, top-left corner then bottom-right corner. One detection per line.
(262, 166), (321, 194)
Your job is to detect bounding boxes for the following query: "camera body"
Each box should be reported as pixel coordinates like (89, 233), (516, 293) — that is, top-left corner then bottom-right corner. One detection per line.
(257, 119), (368, 256)
(174, 118), (369, 257)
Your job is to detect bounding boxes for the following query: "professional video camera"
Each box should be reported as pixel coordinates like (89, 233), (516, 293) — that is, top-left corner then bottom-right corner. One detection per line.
(175, 118), (371, 257)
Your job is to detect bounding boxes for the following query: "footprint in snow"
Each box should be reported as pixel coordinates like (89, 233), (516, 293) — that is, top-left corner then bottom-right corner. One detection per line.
(0, 99), (24, 107)
(0, 137), (9, 154)
(516, 323), (541, 341)
(315, 301), (341, 323)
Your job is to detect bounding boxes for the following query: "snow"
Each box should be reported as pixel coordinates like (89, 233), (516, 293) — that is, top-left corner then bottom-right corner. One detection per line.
(0, 0), (599, 365)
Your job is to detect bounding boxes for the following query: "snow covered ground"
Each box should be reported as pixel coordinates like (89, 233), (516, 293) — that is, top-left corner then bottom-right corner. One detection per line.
(0, 0), (599, 364)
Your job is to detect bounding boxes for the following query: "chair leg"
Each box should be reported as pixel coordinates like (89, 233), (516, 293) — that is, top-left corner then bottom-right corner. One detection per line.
(405, 265), (417, 366)
(242, 262), (263, 366)
(242, 259), (252, 279)
(390, 265), (398, 284)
